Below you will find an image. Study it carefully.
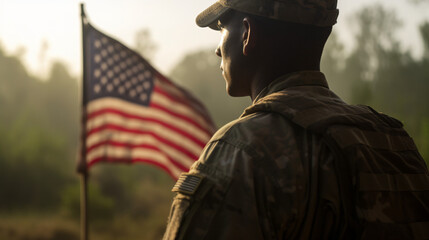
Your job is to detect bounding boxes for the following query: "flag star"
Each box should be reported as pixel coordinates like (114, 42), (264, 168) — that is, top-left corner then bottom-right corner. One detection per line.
(143, 81), (151, 90)
(129, 90), (137, 97)
(120, 51), (126, 58)
(107, 58), (114, 66)
(107, 71), (114, 78)
(113, 78), (120, 86)
(113, 54), (120, 61)
(94, 84), (101, 93)
(120, 73), (126, 81)
(101, 63), (108, 71)
(120, 62), (127, 69)
(140, 93), (148, 101)
(126, 69), (133, 77)
(114, 66), (120, 74)
(107, 45), (114, 53)
(138, 74), (145, 81)
(144, 71), (152, 78)
(94, 40), (101, 48)
(94, 54), (101, 63)
(125, 82), (132, 89)
(136, 85), (143, 93)
(118, 86), (125, 94)
(132, 66), (139, 74)
(101, 76), (108, 85)
(131, 77), (137, 84)
(101, 37), (108, 44)
(138, 63), (145, 70)
(126, 58), (133, 66)
(107, 84), (114, 92)
(94, 69), (101, 78)
(101, 50), (108, 57)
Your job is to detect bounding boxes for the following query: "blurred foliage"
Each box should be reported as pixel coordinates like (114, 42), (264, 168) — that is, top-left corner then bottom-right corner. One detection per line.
(0, 53), (78, 211)
(322, 5), (429, 158)
(0, 3), (427, 240)
(61, 182), (115, 222)
(134, 28), (158, 62)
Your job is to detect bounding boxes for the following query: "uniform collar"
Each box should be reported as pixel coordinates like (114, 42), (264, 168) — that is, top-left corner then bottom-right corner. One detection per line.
(253, 71), (329, 103)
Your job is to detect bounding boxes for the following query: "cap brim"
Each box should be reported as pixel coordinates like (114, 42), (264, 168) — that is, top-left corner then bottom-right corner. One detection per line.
(196, 2), (230, 30)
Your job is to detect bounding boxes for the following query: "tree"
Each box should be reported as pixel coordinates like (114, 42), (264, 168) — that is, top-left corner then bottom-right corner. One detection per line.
(321, 31), (347, 99)
(421, 22), (429, 59)
(344, 5), (402, 105)
(134, 28), (158, 62)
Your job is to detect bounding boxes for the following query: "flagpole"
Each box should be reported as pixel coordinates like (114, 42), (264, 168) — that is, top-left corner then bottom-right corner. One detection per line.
(80, 172), (88, 240)
(79, 3), (89, 240)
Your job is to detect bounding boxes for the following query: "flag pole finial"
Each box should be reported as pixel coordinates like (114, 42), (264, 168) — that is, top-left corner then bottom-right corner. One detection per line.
(80, 3), (86, 18)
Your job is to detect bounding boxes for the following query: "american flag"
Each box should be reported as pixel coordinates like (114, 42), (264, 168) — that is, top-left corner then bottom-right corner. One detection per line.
(81, 23), (216, 179)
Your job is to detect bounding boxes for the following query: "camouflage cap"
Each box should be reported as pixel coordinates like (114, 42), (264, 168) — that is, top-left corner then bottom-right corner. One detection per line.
(196, 0), (339, 29)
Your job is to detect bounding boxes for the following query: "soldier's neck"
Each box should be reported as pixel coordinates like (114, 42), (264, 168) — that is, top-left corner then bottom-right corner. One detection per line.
(249, 63), (320, 101)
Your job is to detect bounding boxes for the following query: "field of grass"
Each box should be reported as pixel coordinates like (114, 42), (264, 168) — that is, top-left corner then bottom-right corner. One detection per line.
(0, 211), (170, 240)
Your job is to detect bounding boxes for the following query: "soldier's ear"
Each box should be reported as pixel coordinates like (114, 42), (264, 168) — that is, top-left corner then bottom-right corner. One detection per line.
(242, 17), (256, 56)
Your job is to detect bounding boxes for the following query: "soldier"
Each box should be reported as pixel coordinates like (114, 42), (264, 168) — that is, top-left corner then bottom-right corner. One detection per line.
(163, 0), (429, 239)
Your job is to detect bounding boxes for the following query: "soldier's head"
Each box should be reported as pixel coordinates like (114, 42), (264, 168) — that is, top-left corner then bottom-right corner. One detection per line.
(196, 0), (339, 98)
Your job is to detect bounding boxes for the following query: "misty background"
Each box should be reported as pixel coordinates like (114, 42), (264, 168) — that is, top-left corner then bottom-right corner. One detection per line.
(0, 1), (428, 240)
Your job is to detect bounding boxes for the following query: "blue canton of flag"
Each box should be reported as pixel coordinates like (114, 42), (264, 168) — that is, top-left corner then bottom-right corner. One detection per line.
(86, 25), (154, 106)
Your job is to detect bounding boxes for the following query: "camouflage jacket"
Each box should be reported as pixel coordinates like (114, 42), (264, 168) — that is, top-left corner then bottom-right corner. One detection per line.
(163, 71), (429, 240)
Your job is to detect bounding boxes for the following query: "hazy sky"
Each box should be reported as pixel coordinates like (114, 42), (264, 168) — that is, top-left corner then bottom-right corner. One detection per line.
(0, 0), (428, 79)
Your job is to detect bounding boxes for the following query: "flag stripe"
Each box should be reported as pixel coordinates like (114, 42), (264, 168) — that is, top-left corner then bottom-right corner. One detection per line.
(154, 73), (206, 110)
(87, 124), (202, 158)
(87, 141), (189, 171)
(87, 97), (213, 136)
(86, 129), (199, 165)
(153, 81), (214, 125)
(153, 86), (213, 127)
(150, 102), (213, 136)
(89, 147), (182, 177)
(86, 146), (183, 178)
(87, 108), (210, 142)
(150, 92), (215, 132)
(86, 111), (207, 147)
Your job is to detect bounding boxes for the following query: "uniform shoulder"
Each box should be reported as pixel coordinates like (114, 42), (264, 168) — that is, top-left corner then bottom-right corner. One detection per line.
(209, 111), (298, 149)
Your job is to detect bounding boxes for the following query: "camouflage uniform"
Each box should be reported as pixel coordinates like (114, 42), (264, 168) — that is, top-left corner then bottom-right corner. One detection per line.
(163, 71), (429, 239)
